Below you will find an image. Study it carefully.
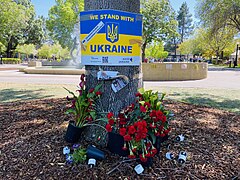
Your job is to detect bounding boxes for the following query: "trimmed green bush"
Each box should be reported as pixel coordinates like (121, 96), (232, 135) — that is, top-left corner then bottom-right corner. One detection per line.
(2, 58), (21, 64)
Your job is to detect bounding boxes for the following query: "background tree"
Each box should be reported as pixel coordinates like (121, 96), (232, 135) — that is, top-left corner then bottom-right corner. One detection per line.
(47, 0), (84, 60)
(37, 44), (52, 59)
(0, 0), (44, 57)
(177, 2), (194, 43)
(0, 42), (6, 55)
(15, 44), (36, 60)
(141, 0), (178, 61)
(178, 27), (236, 61)
(177, 38), (194, 59)
(196, 0), (240, 33)
(145, 41), (168, 59)
(199, 27), (235, 62)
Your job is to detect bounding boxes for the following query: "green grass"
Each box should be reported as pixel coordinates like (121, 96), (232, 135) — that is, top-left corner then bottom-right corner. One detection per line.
(0, 83), (76, 103)
(145, 87), (240, 114)
(0, 83), (239, 114)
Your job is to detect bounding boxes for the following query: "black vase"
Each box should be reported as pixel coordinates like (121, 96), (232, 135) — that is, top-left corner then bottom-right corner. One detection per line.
(64, 121), (85, 143)
(107, 132), (129, 157)
(140, 157), (153, 168)
(154, 135), (169, 153)
(87, 145), (105, 160)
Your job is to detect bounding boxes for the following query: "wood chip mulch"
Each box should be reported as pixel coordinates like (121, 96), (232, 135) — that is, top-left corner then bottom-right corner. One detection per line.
(0, 98), (239, 179)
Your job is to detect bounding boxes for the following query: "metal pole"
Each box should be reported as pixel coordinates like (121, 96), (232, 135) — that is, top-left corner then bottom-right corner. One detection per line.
(234, 44), (238, 68)
(0, 55), (2, 65)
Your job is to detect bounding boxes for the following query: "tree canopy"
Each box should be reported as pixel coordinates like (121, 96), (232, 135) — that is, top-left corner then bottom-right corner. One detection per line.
(178, 27), (236, 59)
(47, 0), (84, 49)
(146, 41), (168, 59)
(177, 2), (194, 42)
(141, 0), (178, 60)
(0, 0), (44, 57)
(196, 0), (240, 33)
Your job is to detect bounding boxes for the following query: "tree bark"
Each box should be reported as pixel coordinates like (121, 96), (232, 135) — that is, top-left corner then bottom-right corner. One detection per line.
(142, 41), (147, 62)
(83, 0), (142, 146)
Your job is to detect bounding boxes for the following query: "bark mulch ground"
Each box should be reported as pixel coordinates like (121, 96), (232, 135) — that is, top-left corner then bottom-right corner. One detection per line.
(0, 98), (239, 179)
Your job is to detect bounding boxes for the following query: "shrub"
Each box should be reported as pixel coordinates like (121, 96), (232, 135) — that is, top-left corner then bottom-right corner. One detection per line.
(2, 58), (21, 64)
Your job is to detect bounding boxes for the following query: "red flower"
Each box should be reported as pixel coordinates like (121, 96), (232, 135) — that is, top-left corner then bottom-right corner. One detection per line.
(156, 110), (163, 117)
(79, 81), (85, 89)
(160, 133), (166, 137)
(95, 91), (102, 96)
(146, 142), (151, 148)
(135, 92), (142, 97)
(108, 119), (114, 126)
(139, 154), (148, 162)
(76, 90), (82, 95)
(130, 103), (135, 109)
(124, 134), (132, 141)
(122, 146), (128, 151)
(154, 132), (160, 136)
(88, 88), (94, 93)
(128, 125), (136, 135)
(140, 105), (146, 113)
(105, 124), (112, 132)
(119, 119), (127, 125)
(107, 112), (114, 119)
(119, 128), (127, 136)
(86, 116), (93, 121)
(80, 74), (85, 81)
(164, 128), (171, 134)
(145, 152), (151, 157)
(150, 110), (156, 117)
(144, 102), (151, 108)
(128, 154), (136, 159)
(149, 123), (156, 129)
(132, 148), (137, 153)
(158, 125), (164, 131)
(151, 148), (158, 156)
(135, 134), (142, 141)
(161, 115), (167, 123)
(71, 99), (76, 108)
(66, 96), (71, 101)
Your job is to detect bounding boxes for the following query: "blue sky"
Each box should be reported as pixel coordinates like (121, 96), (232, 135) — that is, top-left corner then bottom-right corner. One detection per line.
(31, 0), (56, 18)
(32, 0), (197, 18)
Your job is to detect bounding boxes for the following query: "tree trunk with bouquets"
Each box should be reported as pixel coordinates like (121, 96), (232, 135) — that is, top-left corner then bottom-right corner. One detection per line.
(83, 0), (142, 146)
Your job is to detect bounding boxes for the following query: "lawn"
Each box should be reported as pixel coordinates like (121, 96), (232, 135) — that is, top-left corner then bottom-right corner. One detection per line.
(145, 87), (240, 114)
(0, 83), (239, 114)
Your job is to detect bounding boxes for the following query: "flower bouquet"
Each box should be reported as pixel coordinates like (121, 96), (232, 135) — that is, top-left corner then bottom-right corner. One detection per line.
(105, 88), (173, 165)
(64, 74), (102, 143)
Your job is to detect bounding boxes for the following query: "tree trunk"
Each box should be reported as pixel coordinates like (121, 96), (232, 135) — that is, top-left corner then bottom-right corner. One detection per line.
(7, 41), (13, 58)
(83, 0), (142, 146)
(142, 41), (147, 62)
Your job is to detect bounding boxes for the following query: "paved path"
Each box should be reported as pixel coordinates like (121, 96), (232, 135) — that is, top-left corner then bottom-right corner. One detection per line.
(145, 70), (240, 90)
(0, 65), (240, 90)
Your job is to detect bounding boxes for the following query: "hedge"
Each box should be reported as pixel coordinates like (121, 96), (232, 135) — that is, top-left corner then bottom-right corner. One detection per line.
(2, 58), (21, 64)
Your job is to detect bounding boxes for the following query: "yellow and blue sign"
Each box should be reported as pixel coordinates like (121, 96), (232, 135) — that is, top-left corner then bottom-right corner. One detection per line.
(80, 9), (142, 66)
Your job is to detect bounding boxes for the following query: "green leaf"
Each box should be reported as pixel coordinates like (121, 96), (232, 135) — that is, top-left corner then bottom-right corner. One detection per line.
(148, 130), (156, 144)
(65, 108), (77, 115)
(89, 111), (96, 119)
(139, 101), (145, 106)
(138, 88), (145, 94)
(63, 87), (77, 98)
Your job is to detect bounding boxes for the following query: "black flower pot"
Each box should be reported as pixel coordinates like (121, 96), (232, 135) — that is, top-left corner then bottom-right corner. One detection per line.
(64, 121), (85, 143)
(107, 132), (129, 157)
(87, 145), (105, 160)
(151, 135), (169, 153)
(140, 157), (153, 168)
